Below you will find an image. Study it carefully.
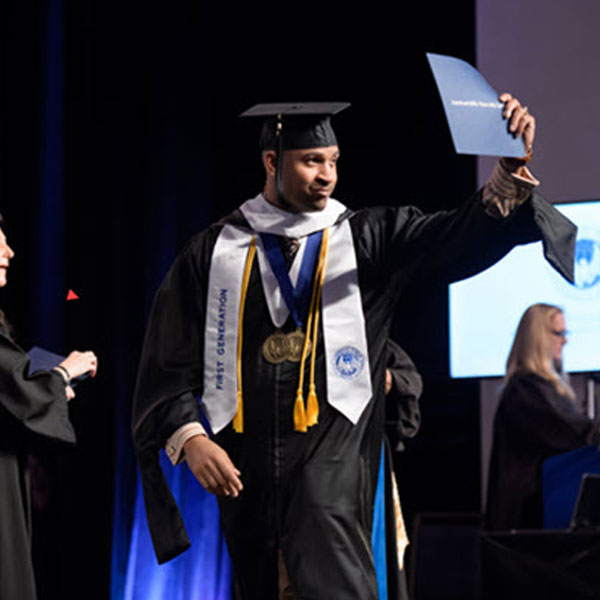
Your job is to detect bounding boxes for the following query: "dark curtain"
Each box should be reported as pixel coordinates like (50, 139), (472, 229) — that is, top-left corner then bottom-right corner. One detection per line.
(1, 3), (216, 599)
(0, 2), (477, 599)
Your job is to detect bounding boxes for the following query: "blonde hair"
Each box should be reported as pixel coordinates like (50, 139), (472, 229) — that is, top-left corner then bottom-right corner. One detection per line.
(505, 303), (575, 399)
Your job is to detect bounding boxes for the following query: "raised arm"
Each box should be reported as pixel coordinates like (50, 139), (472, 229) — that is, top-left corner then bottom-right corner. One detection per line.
(358, 95), (575, 289)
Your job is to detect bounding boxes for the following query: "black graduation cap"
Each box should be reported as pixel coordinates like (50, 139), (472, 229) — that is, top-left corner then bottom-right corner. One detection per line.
(240, 102), (350, 151)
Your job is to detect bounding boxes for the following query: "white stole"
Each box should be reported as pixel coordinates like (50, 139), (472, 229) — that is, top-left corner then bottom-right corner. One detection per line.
(203, 195), (372, 433)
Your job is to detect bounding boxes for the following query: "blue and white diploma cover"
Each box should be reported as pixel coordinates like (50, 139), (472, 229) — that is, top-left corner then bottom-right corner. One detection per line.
(427, 53), (526, 158)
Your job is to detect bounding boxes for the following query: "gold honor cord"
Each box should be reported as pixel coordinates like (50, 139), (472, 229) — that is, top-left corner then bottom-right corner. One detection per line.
(233, 236), (257, 433)
(232, 231), (329, 434)
(294, 228), (329, 432)
(306, 229), (328, 425)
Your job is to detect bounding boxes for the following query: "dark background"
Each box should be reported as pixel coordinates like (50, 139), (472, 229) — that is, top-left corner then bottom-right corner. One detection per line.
(0, 2), (480, 598)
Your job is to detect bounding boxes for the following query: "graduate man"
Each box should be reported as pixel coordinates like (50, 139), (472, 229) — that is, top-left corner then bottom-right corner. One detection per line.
(132, 96), (576, 599)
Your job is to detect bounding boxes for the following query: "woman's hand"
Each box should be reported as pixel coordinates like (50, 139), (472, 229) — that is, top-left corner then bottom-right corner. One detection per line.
(59, 350), (99, 380)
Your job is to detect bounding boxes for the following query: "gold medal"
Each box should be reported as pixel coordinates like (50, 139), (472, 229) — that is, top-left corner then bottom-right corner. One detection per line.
(262, 331), (290, 364)
(286, 329), (311, 362)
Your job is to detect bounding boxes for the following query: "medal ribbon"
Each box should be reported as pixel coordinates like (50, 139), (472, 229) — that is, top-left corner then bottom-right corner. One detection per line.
(259, 230), (323, 328)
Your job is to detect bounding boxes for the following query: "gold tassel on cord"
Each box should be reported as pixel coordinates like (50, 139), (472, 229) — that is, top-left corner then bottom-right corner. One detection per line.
(232, 390), (244, 433)
(233, 236), (257, 433)
(306, 383), (319, 427)
(293, 313), (312, 432)
(294, 228), (328, 431)
(306, 228), (328, 427)
(294, 389), (308, 432)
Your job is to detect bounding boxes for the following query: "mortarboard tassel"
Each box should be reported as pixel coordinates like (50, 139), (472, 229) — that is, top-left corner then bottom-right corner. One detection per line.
(233, 236), (257, 433)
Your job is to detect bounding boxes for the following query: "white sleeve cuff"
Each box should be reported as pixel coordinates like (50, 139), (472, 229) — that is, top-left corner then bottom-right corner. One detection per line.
(165, 422), (207, 466)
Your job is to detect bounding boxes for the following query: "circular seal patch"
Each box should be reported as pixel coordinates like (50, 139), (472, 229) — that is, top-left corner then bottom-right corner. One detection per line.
(333, 346), (365, 380)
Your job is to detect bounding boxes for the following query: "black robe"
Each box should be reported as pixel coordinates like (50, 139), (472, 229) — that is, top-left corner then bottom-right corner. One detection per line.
(486, 370), (600, 531)
(385, 338), (423, 452)
(0, 330), (75, 600)
(132, 191), (575, 599)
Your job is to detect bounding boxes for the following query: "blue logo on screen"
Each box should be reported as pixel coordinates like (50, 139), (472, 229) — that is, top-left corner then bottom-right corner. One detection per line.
(574, 238), (600, 289)
(333, 346), (365, 380)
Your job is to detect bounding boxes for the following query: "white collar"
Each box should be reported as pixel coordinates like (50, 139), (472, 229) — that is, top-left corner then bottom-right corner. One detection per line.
(239, 194), (347, 238)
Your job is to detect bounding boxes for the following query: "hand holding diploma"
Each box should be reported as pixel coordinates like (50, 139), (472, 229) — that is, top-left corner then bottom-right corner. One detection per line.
(427, 53), (536, 159)
(28, 346), (98, 401)
(499, 92), (536, 157)
(52, 350), (98, 400)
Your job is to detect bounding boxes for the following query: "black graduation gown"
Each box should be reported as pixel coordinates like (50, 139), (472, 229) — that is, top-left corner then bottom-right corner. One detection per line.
(0, 331), (75, 600)
(132, 190), (575, 599)
(486, 371), (600, 531)
(385, 338), (423, 452)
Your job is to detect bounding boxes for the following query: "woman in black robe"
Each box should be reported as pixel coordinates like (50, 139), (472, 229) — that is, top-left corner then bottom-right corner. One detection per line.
(486, 303), (600, 530)
(0, 223), (98, 600)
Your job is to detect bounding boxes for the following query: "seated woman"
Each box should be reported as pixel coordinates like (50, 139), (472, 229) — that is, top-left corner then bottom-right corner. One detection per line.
(0, 222), (98, 600)
(486, 303), (600, 530)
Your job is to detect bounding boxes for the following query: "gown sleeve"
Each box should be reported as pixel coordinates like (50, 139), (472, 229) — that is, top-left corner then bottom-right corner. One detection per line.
(131, 228), (220, 564)
(384, 339), (423, 450)
(356, 189), (576, 289)
(132, 231), (217, 447)
(0, 331), (74, 446)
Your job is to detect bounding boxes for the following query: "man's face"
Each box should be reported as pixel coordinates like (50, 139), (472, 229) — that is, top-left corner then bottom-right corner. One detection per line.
(278, 146), (339, 213)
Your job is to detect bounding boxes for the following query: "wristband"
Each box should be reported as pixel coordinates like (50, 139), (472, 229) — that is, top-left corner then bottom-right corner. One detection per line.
(54, 365), (71, 385)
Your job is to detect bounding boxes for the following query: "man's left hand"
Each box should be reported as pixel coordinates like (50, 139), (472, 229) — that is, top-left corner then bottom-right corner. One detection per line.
(499, 93), (536, 156)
